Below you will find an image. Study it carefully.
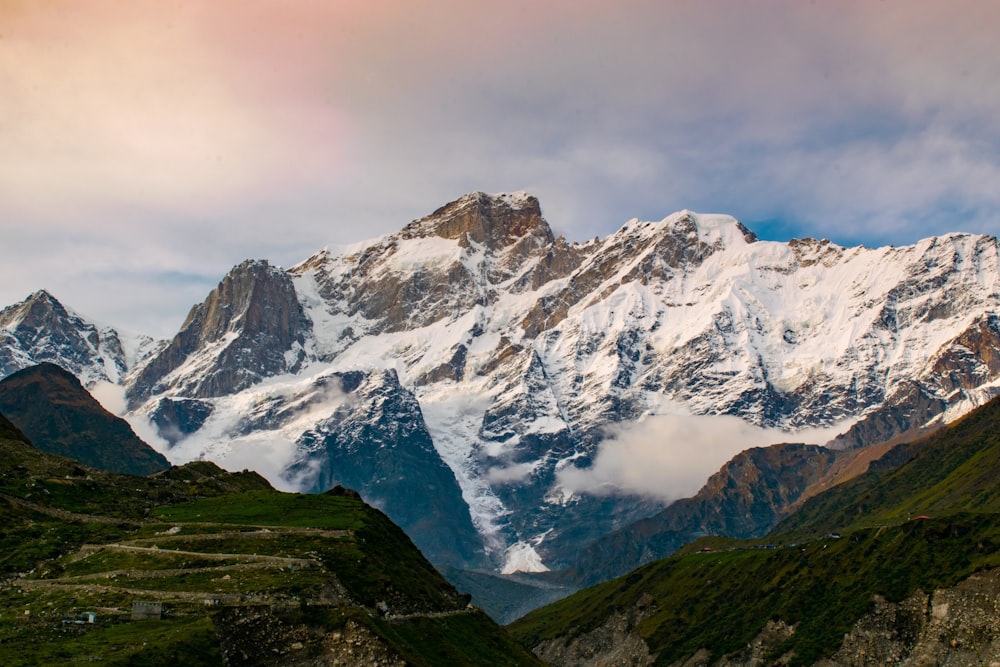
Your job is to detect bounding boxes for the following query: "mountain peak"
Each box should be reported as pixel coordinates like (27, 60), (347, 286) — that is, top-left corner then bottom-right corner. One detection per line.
(1, 290), (68, 329)
(127, 257), (311, 402)
(403, 191), (554, 251)
(658, 210), (758, 247)
(0, 362), (170, 475)
(25, 289), (60, 306)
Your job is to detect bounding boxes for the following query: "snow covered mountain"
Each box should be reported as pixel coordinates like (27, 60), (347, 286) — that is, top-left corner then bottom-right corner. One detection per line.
(4, 191), (1000, 574)
(0, 289), (159, 387)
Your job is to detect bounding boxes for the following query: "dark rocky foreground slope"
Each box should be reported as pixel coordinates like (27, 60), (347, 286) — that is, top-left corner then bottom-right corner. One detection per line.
(0, 362), (169, 475)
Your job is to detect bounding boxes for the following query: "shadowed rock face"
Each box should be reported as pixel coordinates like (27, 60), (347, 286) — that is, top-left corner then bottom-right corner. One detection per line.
(287, 369), (485, 570)
(0, 362), (169, 475)
(128, 259), (311, 403)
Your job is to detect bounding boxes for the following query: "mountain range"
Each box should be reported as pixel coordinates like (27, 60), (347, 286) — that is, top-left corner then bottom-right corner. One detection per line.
(3, 191), (1000, 581)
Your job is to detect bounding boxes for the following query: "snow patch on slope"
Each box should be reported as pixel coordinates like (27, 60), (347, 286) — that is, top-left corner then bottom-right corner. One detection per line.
(501, 541), (550, 574)
(418, 384), (511, 553)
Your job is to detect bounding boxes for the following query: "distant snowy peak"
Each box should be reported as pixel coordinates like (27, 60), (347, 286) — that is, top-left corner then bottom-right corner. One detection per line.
(0, 289), (137, 387)
(288, 192), (567, 344)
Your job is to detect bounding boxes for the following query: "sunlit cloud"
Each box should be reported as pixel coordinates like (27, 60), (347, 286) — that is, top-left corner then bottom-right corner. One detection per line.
(0, 0), (997, 335)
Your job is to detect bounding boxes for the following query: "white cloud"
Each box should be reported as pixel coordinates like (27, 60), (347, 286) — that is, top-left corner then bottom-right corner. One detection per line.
(2, 1), (998, 336)
(486, 461), (539, 485)
(557, 413), (852, 503)
(89, 381), (127, 415)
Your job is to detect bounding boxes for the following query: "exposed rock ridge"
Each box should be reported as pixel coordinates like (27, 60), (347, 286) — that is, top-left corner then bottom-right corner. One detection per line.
(532, 596), (658, 666)
(404, 191), (554, 250)
(127, 259), (311, 403)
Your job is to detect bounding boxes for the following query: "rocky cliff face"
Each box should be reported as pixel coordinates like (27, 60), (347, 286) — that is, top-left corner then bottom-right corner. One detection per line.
(127, 259), (310, 403)
(3, 192), (1000, 578)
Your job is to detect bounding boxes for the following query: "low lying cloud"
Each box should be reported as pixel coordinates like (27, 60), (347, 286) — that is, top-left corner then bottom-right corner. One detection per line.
(486, 460), (539, 485)
(557, 414), (851, 503)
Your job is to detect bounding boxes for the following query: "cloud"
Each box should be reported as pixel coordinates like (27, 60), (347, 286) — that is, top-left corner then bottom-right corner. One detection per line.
(89, 381), (127, 415)
(557, 413), (851, 503)
(486, 461), (539, 485)
(1, 1), (998, 336)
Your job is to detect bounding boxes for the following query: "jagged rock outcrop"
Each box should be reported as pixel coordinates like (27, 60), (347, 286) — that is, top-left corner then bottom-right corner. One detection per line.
(533, 597), (658, 667)
(127, 259), (311, 403)
(214, 608), (408, 667)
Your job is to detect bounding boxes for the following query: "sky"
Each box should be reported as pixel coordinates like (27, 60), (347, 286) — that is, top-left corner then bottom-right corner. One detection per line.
(2, 0), (999, 338)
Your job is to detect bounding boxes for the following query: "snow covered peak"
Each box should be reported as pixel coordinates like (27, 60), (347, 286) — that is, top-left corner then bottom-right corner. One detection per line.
(0, 289), (134, 387)
(659, 210), (758, 248)
(0, 289), (66, 330)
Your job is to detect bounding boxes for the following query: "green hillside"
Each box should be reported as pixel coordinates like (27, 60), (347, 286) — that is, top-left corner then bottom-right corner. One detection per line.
(510, 396), (1000, 665)
(776, 393), (1000, 537)
(0, 417), (542, 666)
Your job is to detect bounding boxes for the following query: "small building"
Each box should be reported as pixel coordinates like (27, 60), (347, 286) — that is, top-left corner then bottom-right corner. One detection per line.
(81, 611), (97, 624)
(132, 601), (162, 621)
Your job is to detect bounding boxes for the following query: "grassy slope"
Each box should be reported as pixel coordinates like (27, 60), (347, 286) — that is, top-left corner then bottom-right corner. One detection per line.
(0, 424), (542, 666)
(511, 396), (1000, 666)
(776, 393), (1000, 537)
(512, 514), (1000, 665)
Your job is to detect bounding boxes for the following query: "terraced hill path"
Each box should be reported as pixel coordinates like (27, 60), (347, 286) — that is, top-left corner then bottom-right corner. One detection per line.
(12, 524), (355, 606)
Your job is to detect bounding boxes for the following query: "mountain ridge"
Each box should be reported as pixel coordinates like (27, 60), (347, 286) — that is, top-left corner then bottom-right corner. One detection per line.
(3, 191), (1000, 579)
(510, 394), (1000, 666)
(0, 362), (169, 475)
